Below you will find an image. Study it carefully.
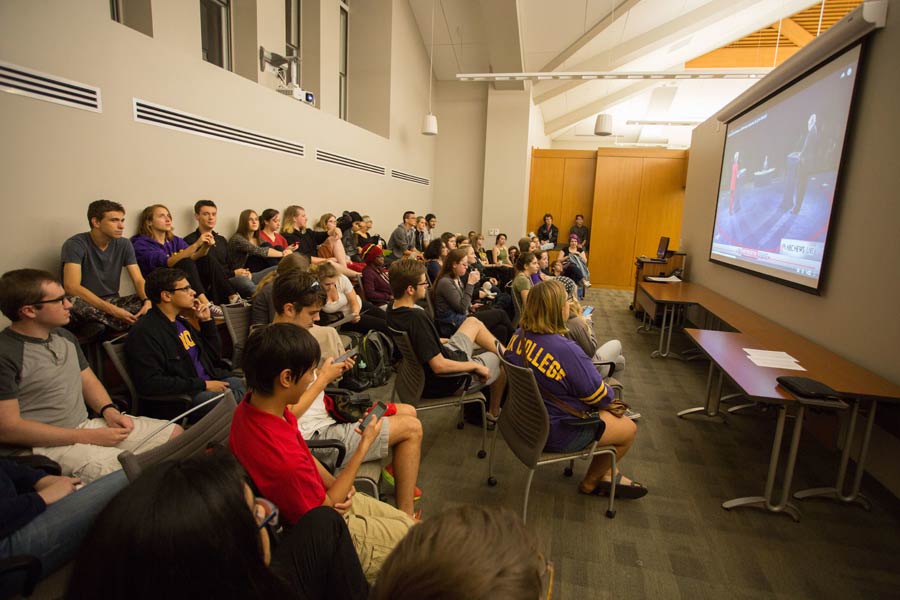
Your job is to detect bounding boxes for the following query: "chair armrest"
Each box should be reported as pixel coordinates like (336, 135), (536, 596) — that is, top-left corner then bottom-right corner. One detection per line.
(306, 439), (347, 471)
(592, 360), (616, 378)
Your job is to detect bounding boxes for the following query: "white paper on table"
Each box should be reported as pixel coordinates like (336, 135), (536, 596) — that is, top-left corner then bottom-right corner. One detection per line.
(646, 275), (682, 282)
(743, 348), (798, 362)
(747, 355), (806, 370)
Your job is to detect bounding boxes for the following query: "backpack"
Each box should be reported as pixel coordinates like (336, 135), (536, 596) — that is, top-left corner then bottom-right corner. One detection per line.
(337, 330), (395, 392)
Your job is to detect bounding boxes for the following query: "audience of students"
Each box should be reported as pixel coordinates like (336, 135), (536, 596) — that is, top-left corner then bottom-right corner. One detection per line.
(125, 268), (245, 421)
(270, 270), (423, 517)
(229, 323), (415, 580)
(0, 269), (181, 483)
(61, 200), (152, 331)
(504, 280), (646, 500)
(387, 259), (506, 422)
(67, 451), (370, 600)
(360, 244), (392, 308)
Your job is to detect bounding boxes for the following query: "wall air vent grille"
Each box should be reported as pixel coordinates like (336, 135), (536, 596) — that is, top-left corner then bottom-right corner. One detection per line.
(133, 99), (304, 156)
(391, 170), (430, 186)
(315, 150), (386, 175)
(0, 60), (101, 113)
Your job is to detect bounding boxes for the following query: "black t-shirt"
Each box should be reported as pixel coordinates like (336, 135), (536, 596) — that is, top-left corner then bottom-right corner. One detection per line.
(283, 229), (328, 259)
(386, 304), (467, 397)
(184, 229), (232, 275)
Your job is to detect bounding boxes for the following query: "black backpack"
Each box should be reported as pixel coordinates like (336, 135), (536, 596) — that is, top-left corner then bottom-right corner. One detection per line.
(337, 330), (395, 392)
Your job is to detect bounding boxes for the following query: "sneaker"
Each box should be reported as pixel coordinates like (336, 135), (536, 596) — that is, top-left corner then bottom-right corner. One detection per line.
(381, 464), (423, 501)
(582, 279), (592, 288)
(624, 408), (641, 421)
(209, 304), (224, 318)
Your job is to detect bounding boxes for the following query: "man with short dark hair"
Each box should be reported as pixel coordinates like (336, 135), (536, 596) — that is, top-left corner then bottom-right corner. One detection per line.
(61, 199), (151, 330)
(126, 268), (244, 420)
(272, 270), (423, 517)
(569, 214), (590, 251)
(386, 260), (506, 421)
(424, 213), (437, 245)
(386, 211), (420, 263)
(0, 269), (181, 482)
(183, 199), (253, 300)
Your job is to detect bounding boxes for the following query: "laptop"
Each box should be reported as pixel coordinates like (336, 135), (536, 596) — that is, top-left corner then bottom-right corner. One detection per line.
(656, 236), (670, 259)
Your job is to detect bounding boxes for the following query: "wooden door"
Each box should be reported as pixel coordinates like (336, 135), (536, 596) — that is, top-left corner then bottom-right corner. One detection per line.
(526, 157), (564, 236)
(634, 158), (685, 257)
(589, 157), (644, 288)
(559, 158), (596, 238)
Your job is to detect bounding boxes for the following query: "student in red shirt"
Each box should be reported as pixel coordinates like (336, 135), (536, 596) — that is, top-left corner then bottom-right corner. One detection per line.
(230, 323), (414, 580)
(258, 208), (293, 251)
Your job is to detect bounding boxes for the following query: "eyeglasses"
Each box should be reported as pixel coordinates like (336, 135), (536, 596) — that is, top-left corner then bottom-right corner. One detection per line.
(31, 294), (74, 307)
(253, 497), (280, 531)
(167, 285), (193, 294)
(415, 281), (430, 288)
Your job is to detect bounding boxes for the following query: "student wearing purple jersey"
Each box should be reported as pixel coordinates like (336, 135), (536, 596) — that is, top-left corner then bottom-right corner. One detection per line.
(126, 268), (244, 422)
(504, 280), (646, 500)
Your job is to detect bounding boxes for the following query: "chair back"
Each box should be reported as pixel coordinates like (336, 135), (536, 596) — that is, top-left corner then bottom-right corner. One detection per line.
(117, 391), (237, 482)
(497, 347), (550, 470)
(222, 302), (251, 367)
(389, 328), (425, 402)
(508, 280), (522, 329)
(102, 335), (139, 412)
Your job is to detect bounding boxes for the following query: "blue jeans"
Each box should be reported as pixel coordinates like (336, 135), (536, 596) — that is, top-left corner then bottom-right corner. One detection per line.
(0, 470), (127, 579)
(229, 266), (276, 298)
(190, 376), (246, 422)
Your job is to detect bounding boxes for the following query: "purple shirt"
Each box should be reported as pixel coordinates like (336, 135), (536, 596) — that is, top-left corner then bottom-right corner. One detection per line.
(504, 330), (612, 451)
(175, 319), (209, 381)
(130, 234), (189, 278)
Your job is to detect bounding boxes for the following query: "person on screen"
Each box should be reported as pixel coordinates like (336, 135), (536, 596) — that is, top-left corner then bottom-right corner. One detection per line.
(728, 151), (741, 215)
(792, 113), (818, 215)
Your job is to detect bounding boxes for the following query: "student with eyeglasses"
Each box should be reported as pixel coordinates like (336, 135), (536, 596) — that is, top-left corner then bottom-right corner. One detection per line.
(66, 451), (369, 600)
(0, 269), (182, 484)
(125, 268), (245, 422)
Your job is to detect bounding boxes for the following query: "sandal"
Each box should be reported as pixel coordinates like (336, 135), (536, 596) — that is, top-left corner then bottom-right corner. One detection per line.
(579, 473), (648, 500)
(486, 410), (500, 431)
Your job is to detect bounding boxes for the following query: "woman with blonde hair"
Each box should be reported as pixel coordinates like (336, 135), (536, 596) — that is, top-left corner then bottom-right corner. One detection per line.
(504, 280), (646, 500)
(131, 204), (222, 315)
(315, 261), (388, 335)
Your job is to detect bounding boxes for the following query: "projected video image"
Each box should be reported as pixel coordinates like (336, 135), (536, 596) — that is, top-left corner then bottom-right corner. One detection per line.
(710, 45), (861, 291)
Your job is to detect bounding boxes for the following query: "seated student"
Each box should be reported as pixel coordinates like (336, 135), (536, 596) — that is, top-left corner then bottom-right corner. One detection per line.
(371, 505), (546, 600)
(504, 280), (646, 499)
(511, 252), (539, 309)
(432, 249), (512, 344)
(183, 200), (254, 300)
(130, 204), (222, 317)
(316, 213), (364, 274)
(463, 245), (513, 318)
(316, 262), (389, 336)
(422, 239), (446, 283)
(228, 209), (293, 278)
(533, 250), (551, 284)
(271, 272), (423, 517)
(0, 270), (181, 483)
(491, 233), (513, 267)
(0, 462), (126, 581)
(386, 259), (506, 422)
(67, 451), (369, 600)
(61, 199), (152, 331)
(250, 253), (310, 326)
(558, 277), (626, 378)
(570, 213), (590, 251)
(360, 244), (393, 308)
(536, 213), (558, 251)
(336, 211), (364, 262)
(414, 217), (428, 253)
(354, 214), (383, 251)
(229, 323), (415, 580)
(424, 213), (437, 245)
(386, 211), (420, 263)
(257, 208), (292, 254)
(560, 234), (590, 288)
(507, 245), (520, 268)
(440, 231), (458, 250)
(282, 206), (361, 281)
(126, 268), (245, 421)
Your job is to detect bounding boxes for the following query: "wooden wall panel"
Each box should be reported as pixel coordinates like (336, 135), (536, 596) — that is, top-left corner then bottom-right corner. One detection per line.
(589, 157), (644, 288)
(559, 158), (596, 237)
(526, 157), (565, 236)
(633, 158), (685, 257)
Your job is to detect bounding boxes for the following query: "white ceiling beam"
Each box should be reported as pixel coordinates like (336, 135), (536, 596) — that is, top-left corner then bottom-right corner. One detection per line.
(539, 0), (641, 72)
(544, 80), (658, 137)
(478, 0), (524, 90)
(533, 0), (769, 106)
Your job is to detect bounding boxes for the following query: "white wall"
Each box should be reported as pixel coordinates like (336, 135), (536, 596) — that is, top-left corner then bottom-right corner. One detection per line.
(0, 0), (435, 302)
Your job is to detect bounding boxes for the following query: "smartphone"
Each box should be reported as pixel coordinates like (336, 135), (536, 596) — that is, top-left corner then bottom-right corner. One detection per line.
(334, 348), (359, 363)
(582, 306), (594, 316)
(359, 401), (387, 431)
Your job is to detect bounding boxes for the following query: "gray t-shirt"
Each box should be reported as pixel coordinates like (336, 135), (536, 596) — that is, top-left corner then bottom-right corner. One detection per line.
(0, 328), (89, 454)
(60, 232), (137, 298)
(387, 225), (414, 257)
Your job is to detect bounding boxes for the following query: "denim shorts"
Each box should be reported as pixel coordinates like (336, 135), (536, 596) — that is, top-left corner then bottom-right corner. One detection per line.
(551, 419), (606, 453)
